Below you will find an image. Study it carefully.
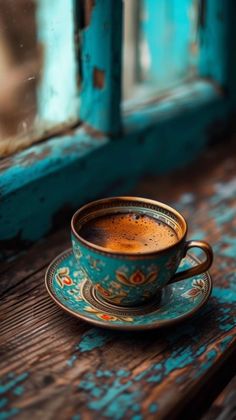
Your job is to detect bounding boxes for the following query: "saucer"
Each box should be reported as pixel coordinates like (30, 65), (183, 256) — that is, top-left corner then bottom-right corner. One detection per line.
(45, 249), (212, 331)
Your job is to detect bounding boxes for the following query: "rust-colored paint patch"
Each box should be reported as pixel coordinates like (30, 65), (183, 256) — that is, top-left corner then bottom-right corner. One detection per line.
(84, 0), (96, 27)
(83, 123), (105, 139)
(93, 68), (105, 89)
(189, 42), (199, 56)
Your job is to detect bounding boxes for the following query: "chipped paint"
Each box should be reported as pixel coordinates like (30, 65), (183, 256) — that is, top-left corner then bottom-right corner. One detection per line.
(211, 179), (236, 204)
(0, 373), (28, 420)
(178, 192), (195, 205)
(149, 403), (159, 413)
(84, 0), (96, 27)
(12, 387), (24, 397)
(71, 415), (81, 420)
(2, 177), (236, 417)
(93, 68), (105, 89)
(76, 324), (233, 417)
(77, 328), (112, 353)
(212, 287), (236, 304)
(0, 399), (8, 410)
(79, 373), (141, 420)
(80, 0), (122, 134)
(0, 407), (20, 420)
(208, 206), (235, 227)
(0, 373), (28, 394)
(67, 328), (113, 367)
(73, 270), (236, 417)
(1, 3), (236, 419)
(219, 236), (236, 259)
(0, 86), (232, 256)
(67, 355), (77, 368)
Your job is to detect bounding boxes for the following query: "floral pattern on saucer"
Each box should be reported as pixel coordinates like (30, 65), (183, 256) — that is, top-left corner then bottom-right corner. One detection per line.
(45, 249), (212, 331)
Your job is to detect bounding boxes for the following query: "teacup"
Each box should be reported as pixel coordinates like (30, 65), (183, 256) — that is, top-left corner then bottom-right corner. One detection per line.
(71, 197), (213, 306)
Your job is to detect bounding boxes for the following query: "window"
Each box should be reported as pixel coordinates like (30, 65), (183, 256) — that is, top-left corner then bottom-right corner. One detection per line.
(0, 0), (78, 156)
(0, 0), (229, 155)
(123, 0), (200, 101)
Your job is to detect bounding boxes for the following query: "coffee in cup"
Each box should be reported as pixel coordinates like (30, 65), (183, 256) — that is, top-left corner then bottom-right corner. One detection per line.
(79, 212), (178, 253)
(71, 197), (213, 306)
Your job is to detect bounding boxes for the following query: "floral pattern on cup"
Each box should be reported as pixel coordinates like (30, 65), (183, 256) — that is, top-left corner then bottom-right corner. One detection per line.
(182, 279), (206, 301)
(86, 255), (105, 271)
(47, 250), (212, 329)
(72, 239), (82, 260)
(116, 269), (158, 286)
(56, 267), (74, 288)
(95, 283), (128, 305)
(68, 288), (83, 301)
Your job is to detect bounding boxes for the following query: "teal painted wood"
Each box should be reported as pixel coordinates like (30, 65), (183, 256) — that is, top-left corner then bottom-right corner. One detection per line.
(0, 82), (231, 253)
(139, 0), (233, 95)
(140, 0), (199, 91)
(1, 160), (236, 418)
(79, 0), (123, 134)
(198, 0), (228, 87)
(37, 0), (79, 126)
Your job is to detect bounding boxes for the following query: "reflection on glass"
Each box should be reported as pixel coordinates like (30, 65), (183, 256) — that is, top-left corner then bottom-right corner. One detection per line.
(0, 0), (78, 157)
(123, 0), (200, 101)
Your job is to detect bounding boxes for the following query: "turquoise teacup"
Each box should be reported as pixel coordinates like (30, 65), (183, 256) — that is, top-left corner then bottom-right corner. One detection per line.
(71, 197), (213, 306)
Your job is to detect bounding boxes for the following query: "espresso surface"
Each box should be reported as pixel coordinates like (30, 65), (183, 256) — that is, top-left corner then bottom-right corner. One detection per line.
(79, 212), (178, 253)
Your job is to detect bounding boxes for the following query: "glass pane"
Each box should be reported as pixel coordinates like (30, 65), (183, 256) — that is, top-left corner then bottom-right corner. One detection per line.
(123, 0), (200, 101)
(0, 0), (78, 157)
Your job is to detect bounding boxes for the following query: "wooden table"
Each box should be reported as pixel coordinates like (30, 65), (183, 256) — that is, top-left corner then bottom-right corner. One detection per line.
(1, 144), (236, 420)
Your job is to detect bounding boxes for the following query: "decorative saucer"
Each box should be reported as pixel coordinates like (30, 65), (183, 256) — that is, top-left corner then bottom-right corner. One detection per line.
(45, 249), (212, 331)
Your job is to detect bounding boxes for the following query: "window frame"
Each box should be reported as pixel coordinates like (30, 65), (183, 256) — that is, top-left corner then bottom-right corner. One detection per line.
(0, 0), (80, 157)
(0, 0), (235, 259)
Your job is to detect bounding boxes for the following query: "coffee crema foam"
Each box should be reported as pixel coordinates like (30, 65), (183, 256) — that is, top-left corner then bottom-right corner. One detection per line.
(79, 212), (178, 253)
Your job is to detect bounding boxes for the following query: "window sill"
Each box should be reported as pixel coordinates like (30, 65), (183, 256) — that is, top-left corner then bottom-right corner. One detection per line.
(0, 80), (234, 259)
(123, 79), (224, 129)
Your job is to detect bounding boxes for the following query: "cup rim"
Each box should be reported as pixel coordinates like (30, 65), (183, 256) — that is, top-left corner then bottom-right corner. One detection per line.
(71, 196), (188, 257)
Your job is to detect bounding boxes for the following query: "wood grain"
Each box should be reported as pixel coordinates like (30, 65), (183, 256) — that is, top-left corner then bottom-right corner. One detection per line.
(202, 375), (236, 420)
(1, 143), (236, 420)
(0, 227), (70, 296)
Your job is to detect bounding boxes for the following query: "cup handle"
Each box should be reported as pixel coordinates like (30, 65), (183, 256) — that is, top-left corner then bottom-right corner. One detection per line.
(168, 240), (213, 284)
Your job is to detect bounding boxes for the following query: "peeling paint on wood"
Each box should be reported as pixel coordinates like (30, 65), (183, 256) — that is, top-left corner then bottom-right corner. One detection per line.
(0, 80), (235, 258)
(79, 0), (123, 134)
(1, 0), (235, 255)
(1, 145), (236, 418)
(84, 0), (96, 28)
(93, 67), (105, 89)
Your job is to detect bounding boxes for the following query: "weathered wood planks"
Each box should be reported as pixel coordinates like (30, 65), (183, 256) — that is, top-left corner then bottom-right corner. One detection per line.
(1, 143), (236, 419)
